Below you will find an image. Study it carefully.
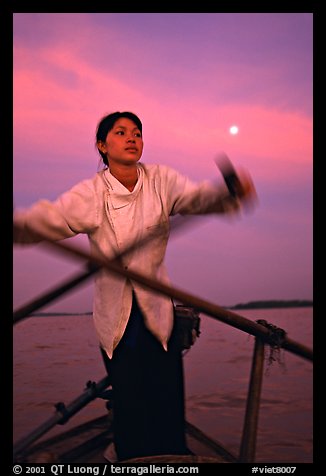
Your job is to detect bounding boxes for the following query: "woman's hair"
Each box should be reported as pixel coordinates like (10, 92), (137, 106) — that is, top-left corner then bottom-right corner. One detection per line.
(96, 111), (143, 167)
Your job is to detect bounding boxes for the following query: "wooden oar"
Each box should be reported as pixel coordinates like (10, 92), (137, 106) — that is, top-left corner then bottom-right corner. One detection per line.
(13, 263), (98, 325)
(13, 214), (201, 324)
(25, 234), (312, 362)
(13, 376), (110, 459)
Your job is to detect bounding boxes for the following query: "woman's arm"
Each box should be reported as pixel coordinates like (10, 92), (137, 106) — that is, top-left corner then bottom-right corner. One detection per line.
(160, 165), (257, 216)
(14, 178), (101, 244)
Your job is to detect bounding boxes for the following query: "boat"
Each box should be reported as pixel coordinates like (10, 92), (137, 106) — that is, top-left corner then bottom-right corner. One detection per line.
(13, 231), (313, 464)
(13, 408), (238, 464)
(13, 313), (238, 465)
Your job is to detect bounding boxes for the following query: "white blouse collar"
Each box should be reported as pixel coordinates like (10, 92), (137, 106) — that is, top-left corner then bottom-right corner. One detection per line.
(103, 165), (143, 209)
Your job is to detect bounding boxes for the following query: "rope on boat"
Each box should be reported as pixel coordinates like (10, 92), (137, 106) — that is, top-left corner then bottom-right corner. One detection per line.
(256, 319), (287, 368)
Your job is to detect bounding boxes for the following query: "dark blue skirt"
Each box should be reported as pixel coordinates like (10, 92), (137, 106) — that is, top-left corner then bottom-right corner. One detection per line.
(101, 295), (187, 461)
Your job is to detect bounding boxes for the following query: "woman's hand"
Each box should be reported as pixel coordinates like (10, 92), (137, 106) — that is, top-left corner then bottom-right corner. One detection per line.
(235, 168), (258, 211)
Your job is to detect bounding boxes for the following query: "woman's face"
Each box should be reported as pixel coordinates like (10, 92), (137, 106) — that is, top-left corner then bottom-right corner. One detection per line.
(99, 117), (143, 166)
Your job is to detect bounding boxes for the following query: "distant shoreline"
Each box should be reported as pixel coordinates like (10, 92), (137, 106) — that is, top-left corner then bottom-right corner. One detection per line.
(227, 299), (313, 310)
(30, 300), (313, 316)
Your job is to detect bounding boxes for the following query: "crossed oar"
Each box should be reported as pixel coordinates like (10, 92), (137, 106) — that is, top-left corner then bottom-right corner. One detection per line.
(13, 213), (201, 324)
(13, 214), (312, 362)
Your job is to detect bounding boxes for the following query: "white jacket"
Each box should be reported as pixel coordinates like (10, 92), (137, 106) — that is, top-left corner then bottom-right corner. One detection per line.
(14, 163), (237, 358)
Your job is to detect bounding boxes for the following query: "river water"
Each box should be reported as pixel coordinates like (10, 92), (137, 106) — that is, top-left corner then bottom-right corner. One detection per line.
(13, 307), (313, 463)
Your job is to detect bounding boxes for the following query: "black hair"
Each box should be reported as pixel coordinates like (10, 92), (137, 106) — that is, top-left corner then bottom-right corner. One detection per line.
(96, 111), (143, 166)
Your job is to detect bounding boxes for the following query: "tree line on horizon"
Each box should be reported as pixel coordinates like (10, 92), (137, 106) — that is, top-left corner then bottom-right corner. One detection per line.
(228, 299), (313, 310)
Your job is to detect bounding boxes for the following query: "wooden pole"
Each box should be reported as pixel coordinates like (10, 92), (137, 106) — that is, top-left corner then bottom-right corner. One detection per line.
(13, 221), (313, 362)
(238, 337), (265, 462)
(13, 264), (98, 325)
(13, 376), (110, 459)
(36, 237), (313, 362)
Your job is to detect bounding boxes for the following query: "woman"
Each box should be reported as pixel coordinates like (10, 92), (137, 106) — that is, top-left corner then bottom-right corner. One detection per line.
(14, 111), (256, 461)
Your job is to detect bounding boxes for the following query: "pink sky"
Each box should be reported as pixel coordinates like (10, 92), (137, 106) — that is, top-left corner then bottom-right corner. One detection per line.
(13, 13), (313, 312)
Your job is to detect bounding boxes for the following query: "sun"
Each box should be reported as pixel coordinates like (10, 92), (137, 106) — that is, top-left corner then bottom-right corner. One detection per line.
(229, 125), (239, 135)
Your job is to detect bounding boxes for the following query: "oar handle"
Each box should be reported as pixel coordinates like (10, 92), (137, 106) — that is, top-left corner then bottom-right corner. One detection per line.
(215, 152), (243, 198)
